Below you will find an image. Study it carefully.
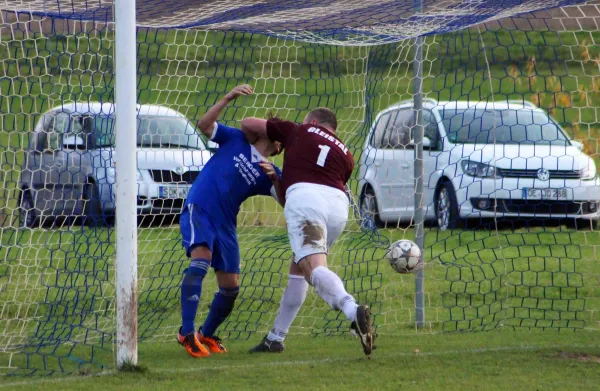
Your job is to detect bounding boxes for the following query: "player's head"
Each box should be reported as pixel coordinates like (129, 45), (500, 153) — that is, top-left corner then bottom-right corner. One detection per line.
(269, 140), (283, 157)
(254, 133), (282, 157)
(264, 112), (283, 156)
(303, 107), (337, 133)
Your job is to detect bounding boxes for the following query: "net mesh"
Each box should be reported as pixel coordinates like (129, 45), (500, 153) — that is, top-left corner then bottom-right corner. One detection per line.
(1, 0), (599, 376)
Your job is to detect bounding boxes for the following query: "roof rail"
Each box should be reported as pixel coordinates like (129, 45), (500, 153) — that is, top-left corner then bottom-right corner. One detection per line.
(507, 100), (537, 108)
(395, 97), (438, 107)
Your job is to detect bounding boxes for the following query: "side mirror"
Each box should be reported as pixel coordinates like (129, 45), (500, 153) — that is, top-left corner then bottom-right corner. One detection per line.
(410, 137), (432, 150)
(571, 140), (584, 151)
(207, 140), (219, 153)
(63, 135), (85, 150)
(423, 136), (432, 150)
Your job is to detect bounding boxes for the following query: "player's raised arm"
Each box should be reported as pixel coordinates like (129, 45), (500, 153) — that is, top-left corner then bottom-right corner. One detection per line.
(196, 84), (253, 138)
(242, 116), (297, 146)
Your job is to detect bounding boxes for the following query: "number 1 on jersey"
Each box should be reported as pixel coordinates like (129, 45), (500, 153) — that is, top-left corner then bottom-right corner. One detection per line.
(316, 145), (331, 167)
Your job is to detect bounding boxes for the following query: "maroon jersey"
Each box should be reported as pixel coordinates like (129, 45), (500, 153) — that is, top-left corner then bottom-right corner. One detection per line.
(266, 119), (355, 195)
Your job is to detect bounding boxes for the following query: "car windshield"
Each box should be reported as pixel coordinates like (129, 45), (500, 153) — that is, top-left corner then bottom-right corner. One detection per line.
(439, 108), (571, 145)
(94, 115), (206, 150)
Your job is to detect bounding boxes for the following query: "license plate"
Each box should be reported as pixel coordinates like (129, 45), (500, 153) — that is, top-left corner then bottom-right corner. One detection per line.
(522, 188), (570, 200)
(159, 186), (190, 199)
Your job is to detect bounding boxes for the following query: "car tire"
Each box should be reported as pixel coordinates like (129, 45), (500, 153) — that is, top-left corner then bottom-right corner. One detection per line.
(359, 186), (383, 228)
(18, 190), (40, 228)
(83, 182), (103, 227)
(570, 218), (600, 231)
(435, 181), (461, 231)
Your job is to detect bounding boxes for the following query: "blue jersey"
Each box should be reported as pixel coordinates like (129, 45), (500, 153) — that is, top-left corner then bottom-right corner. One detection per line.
(185, 122), (281, 225)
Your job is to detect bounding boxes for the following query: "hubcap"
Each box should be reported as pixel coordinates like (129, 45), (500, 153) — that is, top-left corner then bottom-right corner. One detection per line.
(361, 193), (377, 220)
(437, 188), (450, 231)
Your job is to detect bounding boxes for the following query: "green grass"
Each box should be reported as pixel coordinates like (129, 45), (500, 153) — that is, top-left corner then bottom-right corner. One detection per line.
(2, 330), (600, 390)
(2, 223), (599, 376)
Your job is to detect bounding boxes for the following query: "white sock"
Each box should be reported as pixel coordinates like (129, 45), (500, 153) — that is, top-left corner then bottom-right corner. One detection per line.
(267, 275), (309, 342)
(310, 266), (358, 322)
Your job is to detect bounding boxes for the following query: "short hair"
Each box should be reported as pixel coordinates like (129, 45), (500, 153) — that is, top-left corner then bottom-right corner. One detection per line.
(267, 111), (282, 121)
(306, 107), (337, 130)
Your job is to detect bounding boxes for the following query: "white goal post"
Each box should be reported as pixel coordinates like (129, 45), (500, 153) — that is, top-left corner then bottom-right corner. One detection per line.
(114, 0), (138, 368)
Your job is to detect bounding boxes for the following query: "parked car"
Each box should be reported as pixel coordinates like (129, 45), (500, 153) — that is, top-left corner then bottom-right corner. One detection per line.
(18, 102), (213, 227)
(358, 99), (600, 230)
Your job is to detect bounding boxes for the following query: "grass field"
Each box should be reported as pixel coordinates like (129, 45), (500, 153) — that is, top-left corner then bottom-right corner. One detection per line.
(2, 222), (600, 379)
(2, 330), (600, 390)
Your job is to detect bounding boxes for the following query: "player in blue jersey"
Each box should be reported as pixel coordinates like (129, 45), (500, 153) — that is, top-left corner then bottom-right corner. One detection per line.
(177, 84), (283, 358)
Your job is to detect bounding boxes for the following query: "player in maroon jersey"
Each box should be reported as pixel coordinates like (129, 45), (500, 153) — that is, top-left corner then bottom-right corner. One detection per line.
(241, 108), (374, 357)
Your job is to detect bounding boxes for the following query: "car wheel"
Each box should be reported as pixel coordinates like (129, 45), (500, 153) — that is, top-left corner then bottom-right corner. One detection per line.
(84, 183), (103, 227)
(435, 181), (461, 231)
(359, 187), (383, 228)
(570, 218), (600, 231)
(18, 190), (39, 228)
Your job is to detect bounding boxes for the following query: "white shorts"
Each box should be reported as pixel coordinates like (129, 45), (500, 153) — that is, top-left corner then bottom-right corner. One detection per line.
(284, 183), (349, 263)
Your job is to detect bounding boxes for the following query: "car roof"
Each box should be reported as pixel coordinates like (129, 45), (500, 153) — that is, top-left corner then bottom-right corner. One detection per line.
(380, 99), (541, 114)
(48, 102), (186, 117)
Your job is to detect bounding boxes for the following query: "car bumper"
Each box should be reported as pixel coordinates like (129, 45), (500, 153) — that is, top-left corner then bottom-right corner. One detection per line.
(454, 177), (600, 220)
(138, 182), (190, 214)
(101, 182), (191, 215)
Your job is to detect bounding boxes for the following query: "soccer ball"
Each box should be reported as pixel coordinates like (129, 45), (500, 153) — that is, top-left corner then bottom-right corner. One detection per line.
(385, 239), (422, 274)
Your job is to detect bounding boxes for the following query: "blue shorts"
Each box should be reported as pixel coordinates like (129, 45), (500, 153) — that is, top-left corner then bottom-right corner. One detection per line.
(180, 204), (240, 274)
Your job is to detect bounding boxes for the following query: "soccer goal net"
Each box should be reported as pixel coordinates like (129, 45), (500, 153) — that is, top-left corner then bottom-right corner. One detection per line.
(1, 0), (599, 376)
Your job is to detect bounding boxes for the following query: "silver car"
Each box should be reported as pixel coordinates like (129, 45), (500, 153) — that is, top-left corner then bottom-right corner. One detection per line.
(358, 99), (600, 229)
(18, 102), (213, 227)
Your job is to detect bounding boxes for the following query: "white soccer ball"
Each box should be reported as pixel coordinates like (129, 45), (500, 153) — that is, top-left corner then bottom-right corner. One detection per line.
(385, 239), (422, 274)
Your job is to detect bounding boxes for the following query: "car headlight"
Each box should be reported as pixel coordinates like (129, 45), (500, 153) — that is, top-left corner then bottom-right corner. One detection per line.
(460, 160), (500, 178)
(581, 166), (597, 181)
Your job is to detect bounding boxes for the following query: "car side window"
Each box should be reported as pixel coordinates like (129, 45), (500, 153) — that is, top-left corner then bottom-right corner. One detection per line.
(44, 112), (69, 151)
(423, 110), (441, 151)
(65, 114), (93, 149)
(386, 109), (413, 149)
(371, 112), (391, 148)
(69, 114), (92, 136)
(31, 115), (50, 152)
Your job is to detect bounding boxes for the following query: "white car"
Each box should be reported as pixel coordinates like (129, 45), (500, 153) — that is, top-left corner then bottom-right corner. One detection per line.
(358, 99), (600, 230)
(19, 102), (213, 226)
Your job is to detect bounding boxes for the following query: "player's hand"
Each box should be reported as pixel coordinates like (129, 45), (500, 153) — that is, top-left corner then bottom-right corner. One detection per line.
(225, 84), (253, 101)
(259, 161), (278, 182)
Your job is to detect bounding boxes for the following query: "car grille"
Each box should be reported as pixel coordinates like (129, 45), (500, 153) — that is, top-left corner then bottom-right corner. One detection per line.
(499, 168), (581, 180)
(152, 198), (185, 210)
(501, 200), (583, 215)
(471, 198), (598, 215)
(149, 169), (199, 184)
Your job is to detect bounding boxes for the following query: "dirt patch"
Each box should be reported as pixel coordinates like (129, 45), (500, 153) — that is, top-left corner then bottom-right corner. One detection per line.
(553, 352), (600, 363)
(301, 220), (324, 247)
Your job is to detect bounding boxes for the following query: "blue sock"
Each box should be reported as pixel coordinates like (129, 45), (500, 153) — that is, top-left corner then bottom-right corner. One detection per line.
(201, 286), (240, 337)
(180, 258), (210, 335)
